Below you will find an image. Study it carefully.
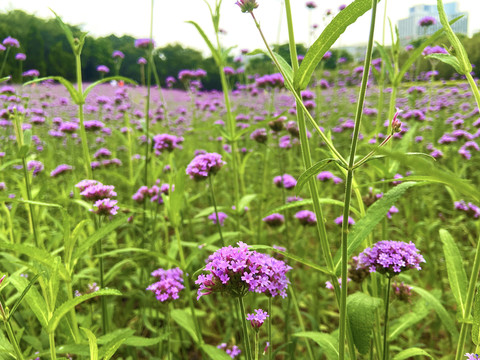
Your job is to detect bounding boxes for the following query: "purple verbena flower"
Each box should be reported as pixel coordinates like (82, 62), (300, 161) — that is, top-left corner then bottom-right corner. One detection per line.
(147, 267), (184, 302)
(90, 198), (119, 216)
(97, 65), (110, 73)
(153, 134), (183, 155)
(135, 38), (155, 49)
(50, 164), (73, 177)
(273, 174), (297, 189)
(419, 16), (436, 27)
(208, 212), (228, 226)
(186, 153), (226, 180)
(262, 213), (285, 227)
(27, 160), (44, 176)
(246, 309), (269, 329)
(295, 210), (317, 226)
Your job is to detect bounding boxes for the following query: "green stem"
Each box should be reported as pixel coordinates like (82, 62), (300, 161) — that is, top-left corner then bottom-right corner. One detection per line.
(268, 297), (272, 360)
(238, 296), (253, 360)
(383, 276), (391, 360)
(208, 175), (225, 246)
(340, 2), (378, 359)
(455, 227), (480, 360)
(289, 286), (315, 360)
(254, 331), (259, 360)
(75, 53), (92, 179)
(49, 331), (57, 360)
(4, 320), (24, 360)
(97, 217), (108, 334)
(466, 73), (480, 111)
(0, 47), (10, 78)
(66, 280), (80, 343)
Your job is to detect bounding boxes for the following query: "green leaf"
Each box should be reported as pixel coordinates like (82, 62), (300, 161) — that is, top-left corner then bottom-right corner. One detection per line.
(100, 337), (127, 360)
(83, 76), (137, 99)
(171, 309), (198, 343)
(74, 215), (127, 260)
(295, 158), (337, 194)
(187, 21), (221, 66)
(201, 344), (233, 360)
(395, 16), (462, 85)
(248, 49), (293, 86)
(24, 76), (82, 104)
(124, 335), (169, 347)
(472, 288), (480, 345)
(436, 1), (470, 74)
(9, 275), (48, 327)
(347, 292), (382, 354)
(375, 42), (395, 83)
(426, 53), (462, 73)
(293, 331), (338, 359)
(0, 159), (21, 172)
(295, 0), (372, 90)
(389, 302), (429, 341)
(440, 229), (468, 319)
(249, 245), (333, 275)
(334, 182), (419, 274)
(81, 327), (98, 360)
(0, 76), (11, 83)
(392, 347), (432, 360)
(50, 9), (75, 50)
(410, 285), (459, 339)
(7, 273), (42, 321)
(48, 289), (122, 332)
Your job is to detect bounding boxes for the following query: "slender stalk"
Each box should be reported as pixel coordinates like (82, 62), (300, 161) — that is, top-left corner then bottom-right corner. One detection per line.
(466, 73), (480, 111)
(97, 217), (108, 334)
(254, 331), (259, 360)
(268, 297), (272, 360)
(0, 47), (10, 78)
(4, 320), (25, 360)
(238, 296), (253, 360)
(289, 287), (315, 360)
(382, 276), (391, 360)
(75, 53), (92, 179)
(340, 2), (378, 359)
(65, 280), (81, 343)
(455, 227), (480, 360)
(208, 175), (225, 246)
(49, 331), (57, 360)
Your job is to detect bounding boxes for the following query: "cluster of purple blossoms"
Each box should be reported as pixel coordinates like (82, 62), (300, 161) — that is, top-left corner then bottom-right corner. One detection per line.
(273, 174), (297, 190)
(454, 200), (480, 219)
(3, 36), (20, 48)
(255, 73), (284, 89)
(465, 354), (480, 360)
(50, 164), (73, 177)
(419, 16), (436, 27)
(422, 45), (448, 56)
(317, 171), (343, 184)
(195, 242), (291, 299)
(305, 1), (317, 9)
(134, 38), (155, 49)
(217, 343), (241, 359)
(146, 267), (184, 302)
(97, 65), (110, 74)
(334, 216), (355, 226)
(263, 213), (285, 227)
(325, 277), (351, 290)
(27, 160), (44, 176)
(112, 50), (125, 59)
(15, 53), (26, 61)
(392, 281), (412, 302)
(295, 210), (317, 226)
(22, 69), (40, 78)
(76, 180), (119, 216)
(137, 57), (147, 65)
(246, 309), (269, 329)
(208, 211), (228, 226)
(236, 0), (259, 13)
(178, 69), (207, 81)
(186, 152), (226, 180)
(132, 182), (172, 204)
(357, 240), (425, 276)
(250, 128), (268, 143)
(153, 134), (184, 155)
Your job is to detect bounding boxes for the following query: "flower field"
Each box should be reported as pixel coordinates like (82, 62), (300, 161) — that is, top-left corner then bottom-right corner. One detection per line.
(1, 0), (480, 359)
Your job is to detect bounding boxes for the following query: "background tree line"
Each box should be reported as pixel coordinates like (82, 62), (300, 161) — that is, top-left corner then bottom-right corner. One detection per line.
(0, 10), (478, 90)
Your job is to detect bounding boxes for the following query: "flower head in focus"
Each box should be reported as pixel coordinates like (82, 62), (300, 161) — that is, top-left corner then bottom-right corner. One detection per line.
(146, 267), (184, 302)
(186, 153), (226, 180)
(246, 309), (269, 329)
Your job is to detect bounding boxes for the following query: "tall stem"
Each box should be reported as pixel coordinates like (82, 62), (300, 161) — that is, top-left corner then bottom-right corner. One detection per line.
(466, 73), (480, 111)
(0, 47), (10, 78)
(208, 175), (225, 246)
(268, 297), (272, 360)
(97, 217), (108, 334)
(238, 296), (253, 360)
(340, 1), (378, 359)
(455, 226), (480, 360)
(382, 276), (391, 360)
(49, 331), (57, 360)
(4, 320), (24, 360)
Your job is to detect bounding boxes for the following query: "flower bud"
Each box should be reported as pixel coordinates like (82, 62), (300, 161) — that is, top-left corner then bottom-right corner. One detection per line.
(236, 0), (259, 13)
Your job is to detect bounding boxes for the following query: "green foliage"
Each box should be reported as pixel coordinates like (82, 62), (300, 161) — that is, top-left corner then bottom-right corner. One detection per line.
(293, 332), (338, 359)
(347, 292), (382, 354)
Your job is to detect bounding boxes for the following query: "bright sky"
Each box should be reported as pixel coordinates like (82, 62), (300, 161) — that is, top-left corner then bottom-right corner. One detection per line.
(2, 0), (480, 56)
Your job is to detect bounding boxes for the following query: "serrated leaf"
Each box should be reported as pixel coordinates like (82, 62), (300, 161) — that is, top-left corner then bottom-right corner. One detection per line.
(9, 275), (48, 327)
(426, 53), (462, 73)
(410, 285), (458, 339)
(7, 273), (41, 321)
(249, 245), (333, 275)
(440, 229), (468, 319)
(48, 289), (122, 332)
(74, 215), (127, 260)
(334, 182), (418, 274)
(201, 344), (233, 360)
(295, 158), (337, 194)
(347, 292), (382, 354)
(472, 288), (480, 345)
(81, 327), (98, 360)
(171, 309), (198, 343)
(293, 331), (338, 359)
(393, 347), (432, 360)
(295, 0), (372, 90)
(248, 49), (293, 86)
(187, 21), (221, 66)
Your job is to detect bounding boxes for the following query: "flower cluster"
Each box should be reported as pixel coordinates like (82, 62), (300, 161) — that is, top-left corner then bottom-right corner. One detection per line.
(76, 180), (119, 216)
(153, 133), (184, 155)
(246, 308), (269, 329)
(357, 240), (425, 276)
(255, 73), (284, 89)
(236, 0), (259, 13)
(195, 242), (291, 299)
(146, 267), (184, 302)
(317, 171), (342, 184)
(422, 45), (448, 56)
(419, 16), (436, 27)
(208, 211), (228, 226)
(27, 160), (44, 176)
(465, 354), (480, 360)
(273, 174), (297, 189)
(186, 152), (226, 180)
(263, 213), (285, 227)
(178, 69), (207, 81)
(217, 343), (241, 359)
(455, 200), (480, 219)
(132, 181), (172, 204)
(295, 210), (316, 226)
(50, 164), (73, 177)
(134, 38), (155, 49)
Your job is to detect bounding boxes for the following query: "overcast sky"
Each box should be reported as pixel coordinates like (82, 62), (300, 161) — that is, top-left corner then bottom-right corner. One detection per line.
(2, 0), (479, 56)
